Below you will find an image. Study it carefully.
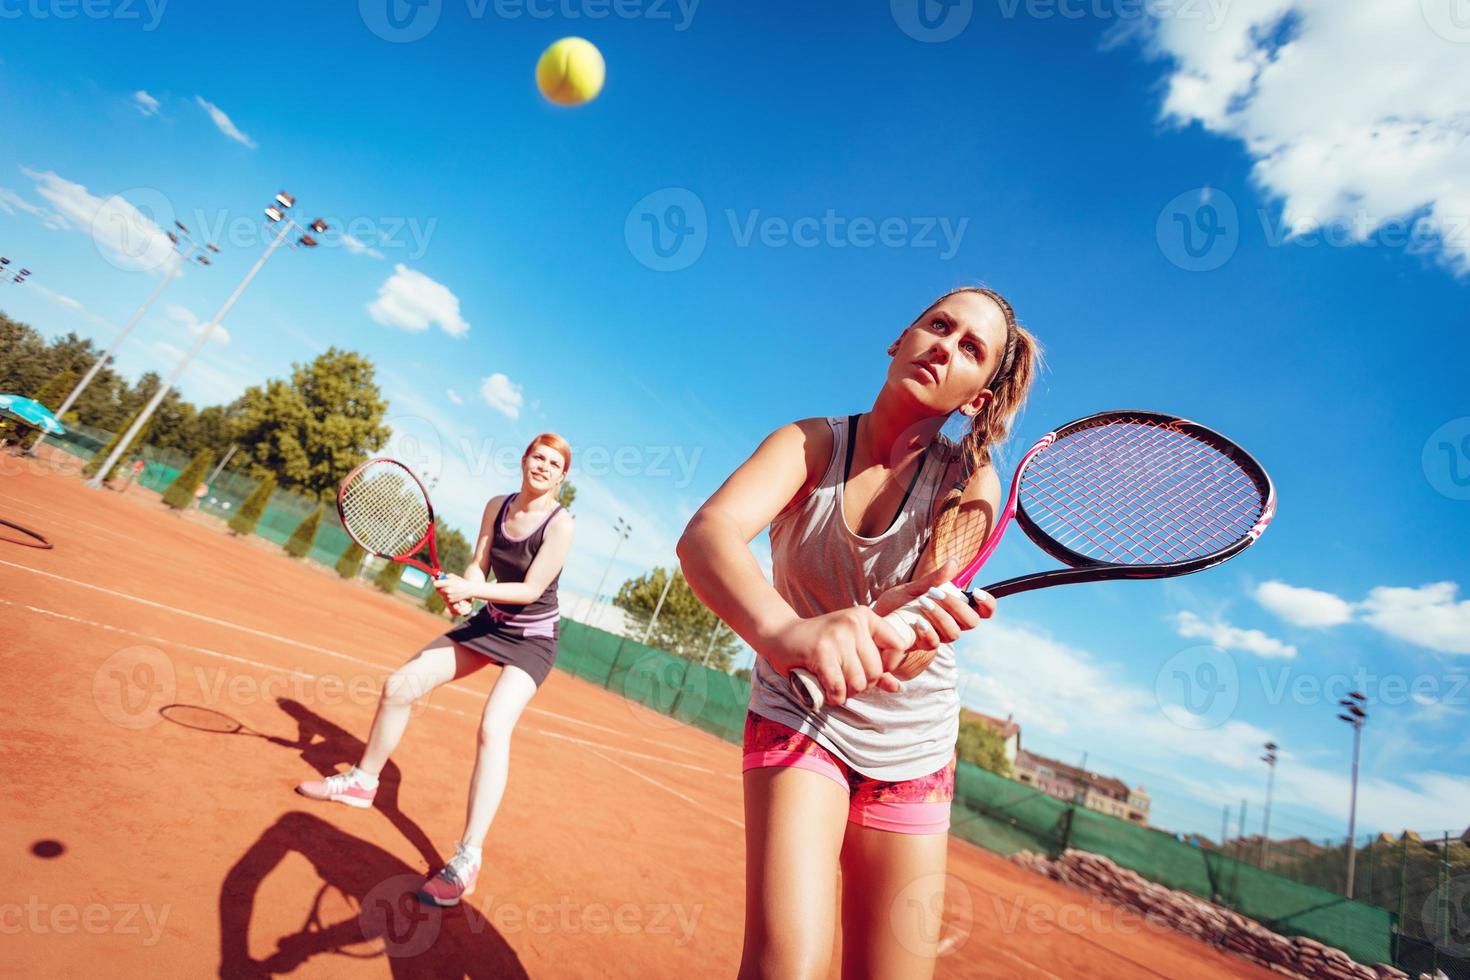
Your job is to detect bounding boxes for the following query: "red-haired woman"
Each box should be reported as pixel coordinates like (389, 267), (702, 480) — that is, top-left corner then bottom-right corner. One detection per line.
(679, 288), (1041, 978)
(297, 433), (576, 906)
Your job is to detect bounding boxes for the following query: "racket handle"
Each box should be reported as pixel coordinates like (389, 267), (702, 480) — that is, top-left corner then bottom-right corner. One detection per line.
(432, 571), (473, 618)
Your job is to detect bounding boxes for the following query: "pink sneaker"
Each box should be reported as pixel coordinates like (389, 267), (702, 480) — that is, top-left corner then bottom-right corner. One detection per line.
(418, 847), (479, 907)
(295, 769), (377, 809)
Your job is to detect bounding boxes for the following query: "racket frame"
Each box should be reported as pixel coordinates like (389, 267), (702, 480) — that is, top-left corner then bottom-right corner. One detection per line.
(336, 457), (443, 578)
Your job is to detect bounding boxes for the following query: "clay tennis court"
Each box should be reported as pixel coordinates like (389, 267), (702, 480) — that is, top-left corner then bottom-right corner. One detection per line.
(0, 456), (1275, 979)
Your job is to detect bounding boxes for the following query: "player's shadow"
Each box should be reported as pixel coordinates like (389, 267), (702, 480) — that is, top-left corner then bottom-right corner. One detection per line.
(273, 697), (439, 871)
(220, 810), (527, 978)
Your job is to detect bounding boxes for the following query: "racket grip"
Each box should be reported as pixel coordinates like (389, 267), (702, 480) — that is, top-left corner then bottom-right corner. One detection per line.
(879, 581), (966, 649)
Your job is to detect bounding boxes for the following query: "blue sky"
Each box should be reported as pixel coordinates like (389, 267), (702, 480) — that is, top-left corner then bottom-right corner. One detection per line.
(2, 0), (1468, 842)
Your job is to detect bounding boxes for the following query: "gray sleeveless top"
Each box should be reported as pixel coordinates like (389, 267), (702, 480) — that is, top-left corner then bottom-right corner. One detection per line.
(749, 415), (961, 781)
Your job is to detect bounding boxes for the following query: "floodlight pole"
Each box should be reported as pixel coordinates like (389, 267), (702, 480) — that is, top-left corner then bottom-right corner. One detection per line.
(640, 566), (678, 644)
(86, 222), (291, 489)
(1337, 693), (1368, 898)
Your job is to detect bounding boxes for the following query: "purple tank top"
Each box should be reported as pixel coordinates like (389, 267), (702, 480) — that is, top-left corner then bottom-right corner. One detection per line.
(483, 493), (563, 632)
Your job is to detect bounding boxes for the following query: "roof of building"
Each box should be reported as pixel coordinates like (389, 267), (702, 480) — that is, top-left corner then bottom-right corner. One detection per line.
(963, 708), (1020, 740)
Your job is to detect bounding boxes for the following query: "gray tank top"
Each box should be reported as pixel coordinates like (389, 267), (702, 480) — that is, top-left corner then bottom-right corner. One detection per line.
(749, 415), (961, 781)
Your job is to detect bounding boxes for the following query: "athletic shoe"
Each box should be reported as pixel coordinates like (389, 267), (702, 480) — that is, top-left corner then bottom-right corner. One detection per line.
(295, 770), (377, 809)
(418, 847), (479, 907)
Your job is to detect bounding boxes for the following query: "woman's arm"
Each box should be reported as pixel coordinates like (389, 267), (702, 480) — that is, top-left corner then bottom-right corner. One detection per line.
(435, 500), (575, 606)
(678, 420), (908, 706)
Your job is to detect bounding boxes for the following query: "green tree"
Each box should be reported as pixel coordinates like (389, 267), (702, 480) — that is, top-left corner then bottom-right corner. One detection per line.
(555, 481), (577, 511)
(162, 448), (216, 510)
(122, 372), (198, 454)
(956, 713), (1013, 778)
(17, 368), (75, 448)
(284, 506), (324, 559)
(335, 539), (366, 579)
(229, 473), (277, 536)
(614, 566), (737, 671)
(0, 321), (131, 431)
(373, 559), (405, 594)
(425, 589), (448, 616)
(435, 525), (473, 577)
(232, 348), (390, 498)
(82, 404), (152, 482)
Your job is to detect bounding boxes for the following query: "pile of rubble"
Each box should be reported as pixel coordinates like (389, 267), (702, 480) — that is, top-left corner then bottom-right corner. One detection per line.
(1009, 849), (1413, 980)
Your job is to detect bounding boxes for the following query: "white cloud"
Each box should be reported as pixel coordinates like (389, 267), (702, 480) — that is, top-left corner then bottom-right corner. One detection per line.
(20, 168), (176, 272)
(164, 303), (228, 345)
(0, 185), (67, 230)
(1128, 0), (1470, 273)
(149, 341), (252, 403)
(194, 96), (256, 149)
(133, 90), (160, 117)
(26, 283), (112, 330)
(366, 264), (470, 338)
(1359, 582), (1470, 655)
(340, 233), (385, 260)
(1175, 610), (1297, 658)
(1253, 580), (1354, 628)
(479, 373), (523, 419)
(446, 388), (463, 406)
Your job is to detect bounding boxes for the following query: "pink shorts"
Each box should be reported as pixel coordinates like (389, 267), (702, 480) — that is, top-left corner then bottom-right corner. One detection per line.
(742, 711), (955, 835)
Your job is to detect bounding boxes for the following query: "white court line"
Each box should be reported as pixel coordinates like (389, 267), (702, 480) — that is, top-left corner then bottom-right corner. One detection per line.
(590, 748), (744, 831)
(0, 488), (139, 544)
(0, 555), (705, 752)
(2, 596), (733, 779)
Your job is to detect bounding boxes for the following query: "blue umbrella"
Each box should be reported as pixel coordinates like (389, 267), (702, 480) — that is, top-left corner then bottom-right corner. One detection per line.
(0, 394), (66, 435)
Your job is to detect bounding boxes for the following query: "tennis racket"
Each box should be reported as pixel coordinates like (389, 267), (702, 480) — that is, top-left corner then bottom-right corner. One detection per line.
(788, 410), (1276, 709)
(337, 458), (472, 616)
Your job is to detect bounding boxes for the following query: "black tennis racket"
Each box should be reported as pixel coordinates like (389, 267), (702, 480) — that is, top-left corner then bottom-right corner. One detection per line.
(789, 410), (1276, 709)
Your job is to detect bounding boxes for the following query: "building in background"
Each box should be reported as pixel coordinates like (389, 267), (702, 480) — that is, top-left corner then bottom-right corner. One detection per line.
(965, 710), (1021, 764)
(1014, 749), (1151, 826)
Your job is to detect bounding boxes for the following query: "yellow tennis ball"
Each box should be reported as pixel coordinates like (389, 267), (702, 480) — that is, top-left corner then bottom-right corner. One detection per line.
(536, 37), (606, 106)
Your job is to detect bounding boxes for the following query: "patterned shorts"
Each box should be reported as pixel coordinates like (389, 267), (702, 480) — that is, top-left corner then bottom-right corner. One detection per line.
(742, 711), (954, 835)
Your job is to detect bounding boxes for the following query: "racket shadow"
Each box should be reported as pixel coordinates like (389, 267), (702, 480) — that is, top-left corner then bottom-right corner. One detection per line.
(219, 810), (528, 978)
(159, 698), (441, 875)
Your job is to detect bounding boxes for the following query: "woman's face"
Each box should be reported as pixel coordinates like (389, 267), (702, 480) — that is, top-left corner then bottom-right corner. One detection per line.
(522, 443), (567, 492)
(888, 291), (1011, 417)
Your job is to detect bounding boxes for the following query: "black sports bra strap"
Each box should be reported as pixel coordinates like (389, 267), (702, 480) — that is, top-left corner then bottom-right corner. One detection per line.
(843, 414), (859, 483)
(843, 413), (931, 536)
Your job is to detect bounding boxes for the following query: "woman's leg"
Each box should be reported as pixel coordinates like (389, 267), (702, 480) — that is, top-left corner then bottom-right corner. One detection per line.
(837, 824), (951, 980)
(739, 766), (850, 980)
(357, 637), (488, 775)
(458, 664), (539, 846)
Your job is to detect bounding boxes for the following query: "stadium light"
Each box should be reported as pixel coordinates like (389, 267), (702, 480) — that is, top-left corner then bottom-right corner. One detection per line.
(30, 221), (218, 456)
(1336, 694), (1368, 898)
(1259, 741), (1279, 867)
(85, 190), (324, 488)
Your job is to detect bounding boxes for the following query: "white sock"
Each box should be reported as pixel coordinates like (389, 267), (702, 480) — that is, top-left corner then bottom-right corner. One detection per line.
(456, 840), (483, 860)
(349, 766), (379, 788)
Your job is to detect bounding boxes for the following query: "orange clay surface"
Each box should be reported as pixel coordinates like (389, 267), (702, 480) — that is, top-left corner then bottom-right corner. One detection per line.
(0, 455), (1278, 979)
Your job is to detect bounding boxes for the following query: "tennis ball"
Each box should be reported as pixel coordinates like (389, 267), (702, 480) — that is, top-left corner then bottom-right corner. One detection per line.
(536, 37), (606, 106)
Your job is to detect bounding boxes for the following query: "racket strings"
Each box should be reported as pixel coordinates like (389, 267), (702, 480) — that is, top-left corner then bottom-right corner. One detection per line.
(341, 462), (431, 557)
(1021, 417), (1265, 565)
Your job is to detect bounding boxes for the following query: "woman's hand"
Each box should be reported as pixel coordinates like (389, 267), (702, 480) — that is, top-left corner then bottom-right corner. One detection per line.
(763, 607), (910, 707)
(435, 573), (479, 607)
(872, 560), (996, 680)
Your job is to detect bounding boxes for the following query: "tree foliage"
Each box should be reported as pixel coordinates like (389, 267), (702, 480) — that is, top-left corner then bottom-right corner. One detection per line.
(614, 566), (738, 671)
(232, 348), (389, 499)
(284, 505), (324, 559)
(555, 481), (576, 511)
(373, 559), (405, 594)
(229, 473), (277, 536)
(956, 713), (1013, 777)
(82, 403), (152, 482)
(335, 539), (366, 579)
(162, 448), (215, 510)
